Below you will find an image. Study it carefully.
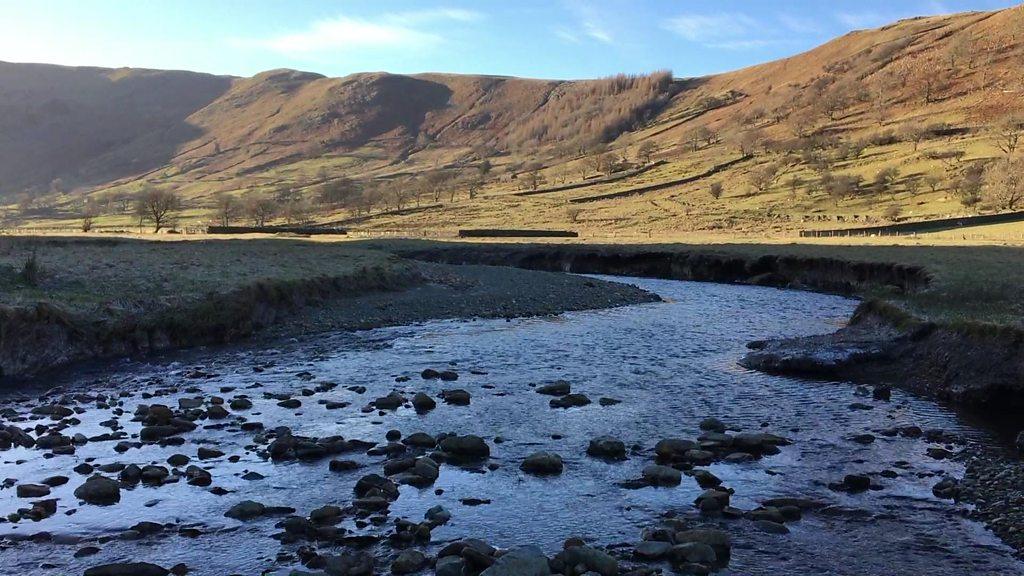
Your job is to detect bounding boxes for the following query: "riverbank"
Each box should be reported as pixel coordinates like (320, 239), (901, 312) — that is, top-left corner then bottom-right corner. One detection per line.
(0, 236), (658, 379)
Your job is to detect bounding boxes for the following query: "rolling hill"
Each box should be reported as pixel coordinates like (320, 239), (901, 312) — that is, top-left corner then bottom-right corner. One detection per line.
(3, 5), (1024, 239)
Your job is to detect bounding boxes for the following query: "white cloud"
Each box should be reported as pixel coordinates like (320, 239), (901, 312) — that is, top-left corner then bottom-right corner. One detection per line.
(583, 21), (613, 43)
(559, 1), (615, 45)
(778, 14), (824, 35)
(706, 39), (775, 50)
(834, 11), (892, 29)
(662, 13), (758, 42)
(237, 8), (483, 55)
(554, 27), (582, 44)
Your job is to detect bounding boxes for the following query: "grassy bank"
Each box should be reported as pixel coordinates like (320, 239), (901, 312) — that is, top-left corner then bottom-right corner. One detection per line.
(0, 236), (405, 317)
(372, 239), (1024, 329)
(0, 235), (659, 378)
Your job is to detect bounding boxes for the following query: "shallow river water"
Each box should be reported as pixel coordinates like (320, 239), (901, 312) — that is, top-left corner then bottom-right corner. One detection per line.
(1, 276), (1021, 575)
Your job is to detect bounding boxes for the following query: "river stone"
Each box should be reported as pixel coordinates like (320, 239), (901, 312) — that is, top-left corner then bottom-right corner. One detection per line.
(481, 545), (551, 576)
(550, 394), (591, 409)
(412, 393), (436, 413)
(554, 545), (617, 576)
(1016, 431), (1024, 455)
(84, 563), (169, 576)
(425, 505), (451, 525)
(197, 447), (224, 459)
(655, 439), (698, 459)
(699, 417), (727, 433)
(436, 555), (467, 576)
(439, 435), (490, 459)
(167, 454), (190, 467)
(634, 540), (672, 560)
(536, 381), (571, 396)
(391, 549), (428, 574)
(178, 398), (203, 410)
(16, 484), (50, 498)
(321, 552), (373, 576)
(754, 519), (790, 534)
(74, 475), (121, 505)
(224, 500), (266, 520)
(669, 542), (717, 565)
(587, 436), (626, 460)
(932, 477), (960, 499)
(403, 432), (437, 448)
(441, 389), (472, 406)
(643, 465), (681, 486)
(674, 528), (731, 559)
(520, 452), (564, 475)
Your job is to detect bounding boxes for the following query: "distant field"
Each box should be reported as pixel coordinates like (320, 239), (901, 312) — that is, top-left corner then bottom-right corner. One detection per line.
(0, 234), (1021, 330)
(0, 236), (399, 316)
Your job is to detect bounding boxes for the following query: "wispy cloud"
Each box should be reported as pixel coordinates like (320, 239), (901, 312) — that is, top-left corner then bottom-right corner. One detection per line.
(662, 11), (808, 51)
(836, 2), (952, 31)
(236, 8), (483, 55)
(557, 1), (614, 45)
(662, 13), (758, 43)
(834, 11), (893, 29)
(777, 14), (825, 35)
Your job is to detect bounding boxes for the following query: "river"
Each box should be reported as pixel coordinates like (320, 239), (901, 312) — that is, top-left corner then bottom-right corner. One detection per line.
(0, 276), (1020, 575)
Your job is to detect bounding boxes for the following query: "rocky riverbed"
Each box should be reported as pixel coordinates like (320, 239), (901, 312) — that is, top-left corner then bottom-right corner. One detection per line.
(1, 276), (1022, 575)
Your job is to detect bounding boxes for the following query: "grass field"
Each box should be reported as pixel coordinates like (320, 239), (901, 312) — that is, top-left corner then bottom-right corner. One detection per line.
(0, 236), (401, 316)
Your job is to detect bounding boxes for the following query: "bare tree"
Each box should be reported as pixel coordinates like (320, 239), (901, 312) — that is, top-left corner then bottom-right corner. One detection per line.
(243, 192), (277, 226)
(873, 167), (901, 196)
(996, 118), (1023, 157)
(904, 177), (922, 197)
(900, 123), (926, 152)
(923, 171), (944, 194)
(212, 192), (240, 226)
(731, 129), (762, 156)
(709, 181), (723, 199)
(566, 206), (583, 223)
(134, 186), (181, 232)
(81, 200), (99, 232)
(749, 163), (780, 194)
(521, 164), (546, 191)
(636, 141), (657, 165)
(985, 158), (1024, 210)
(787, 175), (805, 196)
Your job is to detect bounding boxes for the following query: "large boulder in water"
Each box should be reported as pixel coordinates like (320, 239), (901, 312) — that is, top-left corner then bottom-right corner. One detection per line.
(520, 452), (564, 475)
(643, 465), (681, 486)
(587, 436), (626, 460)
(74, 475), (120, 505)
(439, 435), (490, 459)
(553, 545), (618, 576)
(482, 545), (551, 576)
(84, 563), (168, 576)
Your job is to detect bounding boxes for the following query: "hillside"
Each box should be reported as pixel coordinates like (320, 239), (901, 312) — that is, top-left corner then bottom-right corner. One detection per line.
(3, 5), (1024, 240)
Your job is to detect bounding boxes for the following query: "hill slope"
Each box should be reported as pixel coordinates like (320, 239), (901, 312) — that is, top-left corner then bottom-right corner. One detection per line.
(3, 5), (1024, 239)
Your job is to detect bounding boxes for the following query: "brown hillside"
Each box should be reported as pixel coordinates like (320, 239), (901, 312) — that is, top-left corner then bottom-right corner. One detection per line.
(0, 62), (232, 195)
(4, 5), (1024, 238)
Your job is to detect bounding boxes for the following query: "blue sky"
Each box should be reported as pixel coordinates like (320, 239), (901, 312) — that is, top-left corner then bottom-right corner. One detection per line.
(0, 1), (1017, 79)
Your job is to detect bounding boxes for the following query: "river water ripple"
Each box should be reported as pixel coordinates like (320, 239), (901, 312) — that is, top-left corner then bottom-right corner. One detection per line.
(0, 276), (1020, 575)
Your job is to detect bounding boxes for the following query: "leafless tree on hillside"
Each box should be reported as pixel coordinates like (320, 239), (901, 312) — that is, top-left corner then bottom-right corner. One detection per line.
(709, 182), (723, 200)
(134, 186), (181, 232)
(243, 192), (277, 227)
(749, 163), (780, 194)
(985, 158), (1024, 210)
(213, 192), (240, 226)
(923, 171), (944, 194)
(996, 118), (1023, 157)
(636, 141), (657, 165)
